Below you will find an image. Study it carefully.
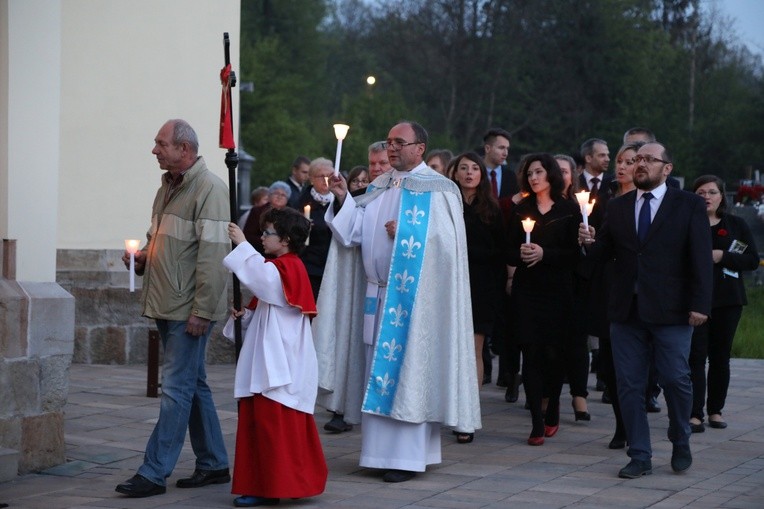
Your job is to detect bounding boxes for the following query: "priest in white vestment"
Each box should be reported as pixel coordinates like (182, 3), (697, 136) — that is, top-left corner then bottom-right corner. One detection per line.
(315, 121), (481, 483)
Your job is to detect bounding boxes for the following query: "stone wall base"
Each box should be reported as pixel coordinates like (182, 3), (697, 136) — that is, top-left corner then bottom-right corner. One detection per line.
(57, 249), (235, 365)
(1, 278), (74, 476)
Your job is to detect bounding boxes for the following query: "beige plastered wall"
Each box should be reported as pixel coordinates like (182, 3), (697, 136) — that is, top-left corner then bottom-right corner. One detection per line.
(1, 0), (240, 281)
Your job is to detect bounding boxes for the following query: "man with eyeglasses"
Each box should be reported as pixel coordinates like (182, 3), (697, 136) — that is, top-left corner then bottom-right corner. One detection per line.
(579, 141), (712, 480)
(313, 121), (480, 483)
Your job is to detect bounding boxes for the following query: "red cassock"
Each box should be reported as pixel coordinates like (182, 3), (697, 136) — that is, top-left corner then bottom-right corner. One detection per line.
(232, 395), (327, 498)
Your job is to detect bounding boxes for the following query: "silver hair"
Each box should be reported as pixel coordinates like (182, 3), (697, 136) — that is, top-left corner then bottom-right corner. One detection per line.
(170, 119), (199, 154)
(368, 141), (386, 154)
(268, 180), (292, 198)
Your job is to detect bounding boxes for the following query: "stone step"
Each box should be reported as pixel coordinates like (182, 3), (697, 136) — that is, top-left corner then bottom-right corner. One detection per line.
(0, 448), (19, 482)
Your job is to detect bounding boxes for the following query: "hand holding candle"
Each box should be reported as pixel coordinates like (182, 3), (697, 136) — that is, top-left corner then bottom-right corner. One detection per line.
(521, 217), (536, 244)
(333, 123), (350, 177)
(124, 239), (141, 292)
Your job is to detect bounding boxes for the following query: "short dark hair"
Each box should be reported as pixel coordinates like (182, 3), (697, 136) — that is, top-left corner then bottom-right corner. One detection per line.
(580, 138), (608, 159)
(692, 174), (727, 216)
(623, 127), (656, 143)
(291, 155), (311, 168)
(260, 207), (311, 253)
(517, 153), (565, 202)
(644, 142), (672, 164)
(483, 127), (512, 145)
(400, 120), (429, 148)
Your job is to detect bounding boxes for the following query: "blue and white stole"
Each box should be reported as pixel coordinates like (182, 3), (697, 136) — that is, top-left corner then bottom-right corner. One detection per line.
(361, 185), (432, 416)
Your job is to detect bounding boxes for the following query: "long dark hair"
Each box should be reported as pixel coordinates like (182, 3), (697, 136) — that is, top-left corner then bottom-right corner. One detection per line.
(517, 153), (565, 202)
(692, 174), (728, 217)
(451, 151), (500, 223)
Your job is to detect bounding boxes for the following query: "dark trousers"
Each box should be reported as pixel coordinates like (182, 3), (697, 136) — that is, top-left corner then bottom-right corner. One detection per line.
(689, 305), (743, 420)
(611, 307), (693, 462)
(599, 336), (625, 439)
(521, 342), (563, 435)
(561, 330), (590, 398)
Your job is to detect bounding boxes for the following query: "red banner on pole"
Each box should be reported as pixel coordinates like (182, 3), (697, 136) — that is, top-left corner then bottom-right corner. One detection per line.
(219, 64), (235, 149)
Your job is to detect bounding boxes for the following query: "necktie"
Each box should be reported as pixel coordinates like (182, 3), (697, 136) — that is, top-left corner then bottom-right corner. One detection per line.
(590, 177), (600, 199)
(638, 192), (654, 243)
(490, 170), (498, 197)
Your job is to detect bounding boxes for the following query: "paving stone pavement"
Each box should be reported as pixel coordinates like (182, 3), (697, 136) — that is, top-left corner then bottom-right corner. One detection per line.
(1, 359), (764, 508)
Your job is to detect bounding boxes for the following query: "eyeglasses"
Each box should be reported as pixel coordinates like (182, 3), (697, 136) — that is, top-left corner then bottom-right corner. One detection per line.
(270, 192), (288, 199)
(635, 154), (669, 165)
(696, 190), (720, 197)
(382, 139), (420, 150)
(261, 229), (279, 237)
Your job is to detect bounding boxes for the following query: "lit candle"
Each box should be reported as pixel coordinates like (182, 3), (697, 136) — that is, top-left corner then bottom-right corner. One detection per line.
(333, 123), (350, 177)
(585, 200), (595, 219)
(521, 217), (536, 244)
(575, 190), (591, 229)
(124, 239), (141, 292)
(303, 204), (311, 219)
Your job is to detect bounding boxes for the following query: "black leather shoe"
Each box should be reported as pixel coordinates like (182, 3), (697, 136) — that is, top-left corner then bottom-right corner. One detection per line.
(176, 468), (231, 488)
(671, 444), (692, 472)
(690, 420), (705, 433)
(608, 436), (626, 449)
(618, 459), (652, 479)
(115, 474), (166, 497)
(324, 414), (353, 433)
(646, 397), (661, 413)
(708, 415), (728, 429)
(383, 469), (416, 482)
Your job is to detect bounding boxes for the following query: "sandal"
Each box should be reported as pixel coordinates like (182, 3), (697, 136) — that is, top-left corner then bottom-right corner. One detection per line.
(456, 432), (474, 444)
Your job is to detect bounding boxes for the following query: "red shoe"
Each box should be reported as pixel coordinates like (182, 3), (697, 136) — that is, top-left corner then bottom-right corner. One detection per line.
(527, 435), (545, 446)
(544, 425), (559, 437)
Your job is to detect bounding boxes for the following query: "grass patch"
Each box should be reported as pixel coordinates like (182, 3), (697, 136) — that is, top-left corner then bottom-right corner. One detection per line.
(732, 283), (764, 359)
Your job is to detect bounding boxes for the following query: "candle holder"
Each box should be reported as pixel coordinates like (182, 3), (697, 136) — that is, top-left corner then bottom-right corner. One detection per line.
(124, 239), (141, 292)
(333, 123), (350, 177)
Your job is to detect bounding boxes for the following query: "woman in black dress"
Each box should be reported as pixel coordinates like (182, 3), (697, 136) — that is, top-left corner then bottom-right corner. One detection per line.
(451, 152), (507, 442)
(507, 153), (581, 446)
(689, 175), (760, 432)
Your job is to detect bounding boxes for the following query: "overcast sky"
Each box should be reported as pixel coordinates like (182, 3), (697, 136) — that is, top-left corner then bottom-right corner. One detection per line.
(714, 0), (764, 56)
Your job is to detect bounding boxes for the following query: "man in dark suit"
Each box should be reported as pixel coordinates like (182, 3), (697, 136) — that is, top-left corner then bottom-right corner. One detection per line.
(481, 127), (521, 398)
(283, 155), (311, 209)
(580, 142), (712, 479)
(579, 138), (614, 229)
(578, 138), (614, 391)
(482, 127), (519, 199)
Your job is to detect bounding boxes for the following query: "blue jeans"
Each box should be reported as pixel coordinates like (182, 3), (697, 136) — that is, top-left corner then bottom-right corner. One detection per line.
(137, 319), (229, 485)
(611, 315), (692, 463)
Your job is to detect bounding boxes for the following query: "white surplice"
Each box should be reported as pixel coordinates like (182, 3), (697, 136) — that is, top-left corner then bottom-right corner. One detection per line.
(222, 243), (318, 415)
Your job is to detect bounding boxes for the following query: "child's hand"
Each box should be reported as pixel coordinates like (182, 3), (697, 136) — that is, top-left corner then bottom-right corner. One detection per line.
(228, 223), (246, 245)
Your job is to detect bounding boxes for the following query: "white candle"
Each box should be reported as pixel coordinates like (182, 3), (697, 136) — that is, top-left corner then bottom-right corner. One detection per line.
(124, 239), (141, 293)
(585, 200), (595, 220)
(303, 204), (311, 219)
(575, 190), (590, 228)
(521, 217), (535, 244)
(333, 124), (350, 177)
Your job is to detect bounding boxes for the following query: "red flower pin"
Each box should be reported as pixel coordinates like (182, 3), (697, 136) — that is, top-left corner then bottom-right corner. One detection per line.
(717, 229), (728, 237)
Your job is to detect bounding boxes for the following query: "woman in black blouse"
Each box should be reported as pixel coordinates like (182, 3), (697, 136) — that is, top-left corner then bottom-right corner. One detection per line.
(689, 175), (760, 432)
(451, 152), (507, 443)
(507, 153), (581, 445)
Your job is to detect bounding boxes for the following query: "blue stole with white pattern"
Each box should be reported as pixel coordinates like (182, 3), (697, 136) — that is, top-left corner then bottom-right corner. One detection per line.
(361, 187), (431, 416)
